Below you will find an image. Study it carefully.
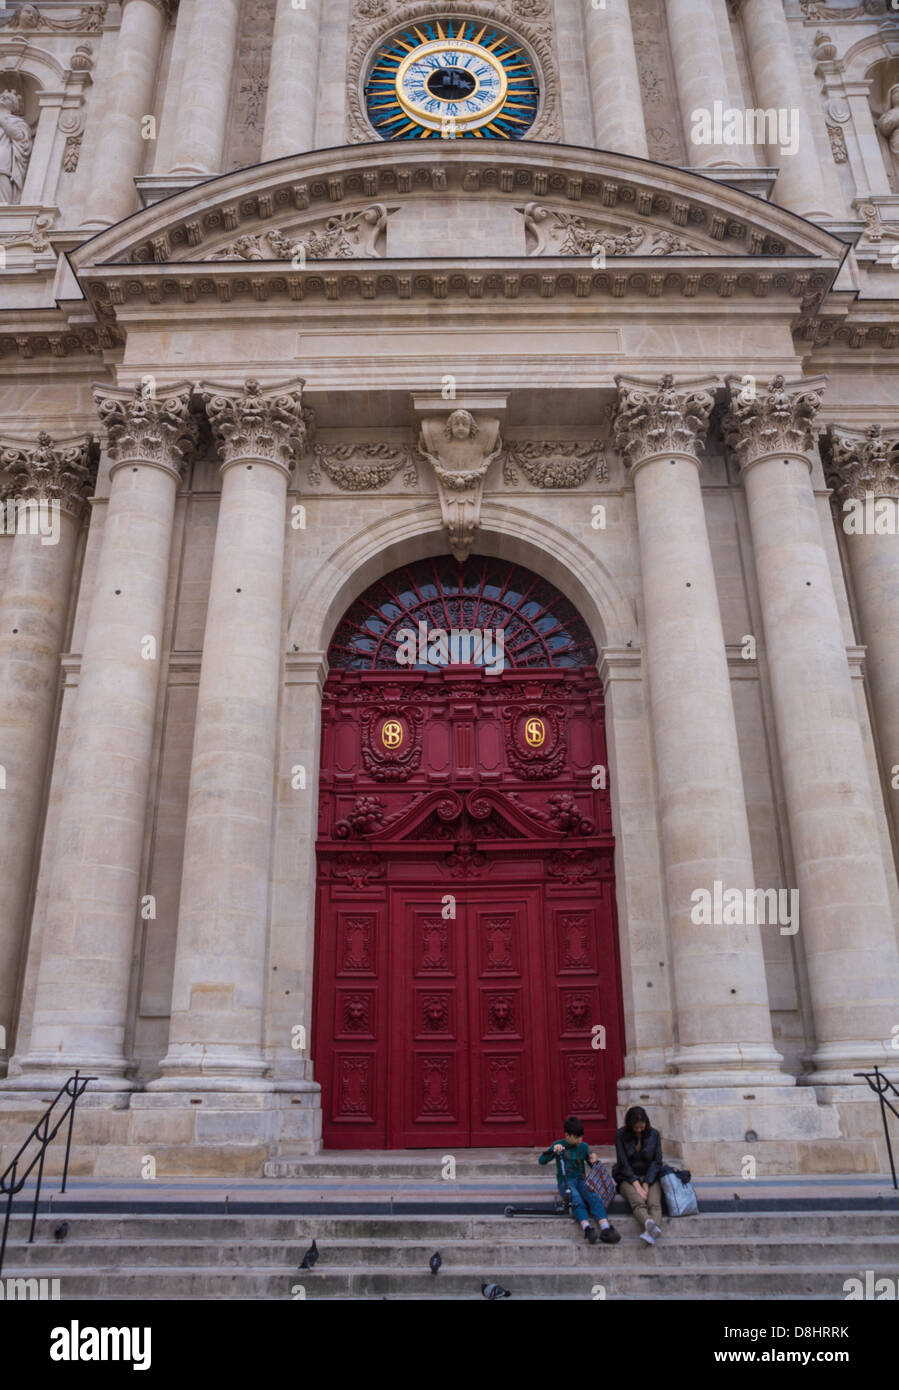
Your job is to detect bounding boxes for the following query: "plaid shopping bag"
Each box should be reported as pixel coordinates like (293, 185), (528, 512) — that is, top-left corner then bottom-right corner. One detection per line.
(584, 1160), (616, 1208)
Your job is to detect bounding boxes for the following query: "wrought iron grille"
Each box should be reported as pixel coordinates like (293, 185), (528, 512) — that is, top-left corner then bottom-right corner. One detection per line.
(327, 556), (598, 671)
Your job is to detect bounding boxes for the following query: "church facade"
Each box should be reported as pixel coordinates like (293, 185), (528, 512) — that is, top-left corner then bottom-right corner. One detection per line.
(0, 0), (898, 1178)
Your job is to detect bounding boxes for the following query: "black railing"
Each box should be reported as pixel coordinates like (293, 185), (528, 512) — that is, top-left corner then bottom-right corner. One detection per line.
(853, 1065), (899, 1191)
(0, 1070), (95, 1277)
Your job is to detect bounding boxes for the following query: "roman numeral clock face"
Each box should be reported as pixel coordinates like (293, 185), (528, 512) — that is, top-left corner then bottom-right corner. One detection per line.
(365, 19), (540, 140)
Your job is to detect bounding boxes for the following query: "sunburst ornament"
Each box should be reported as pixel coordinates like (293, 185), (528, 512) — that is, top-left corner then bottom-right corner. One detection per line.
(364, 18), (540, 141)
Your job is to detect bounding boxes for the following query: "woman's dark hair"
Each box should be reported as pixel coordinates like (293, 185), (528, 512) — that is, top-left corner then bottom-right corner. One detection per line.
(563, 1115), (584, 1137)
(623, 1106), (651, 1133)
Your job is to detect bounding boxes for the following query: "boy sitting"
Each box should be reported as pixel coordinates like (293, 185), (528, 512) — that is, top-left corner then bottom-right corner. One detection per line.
(538, 1115), (621, 1244)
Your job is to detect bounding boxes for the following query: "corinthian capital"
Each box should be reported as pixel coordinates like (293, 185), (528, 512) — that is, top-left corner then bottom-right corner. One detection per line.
(93, 381), (198, 478)
(613, 374), (716, 471)
(199, 378), (309, 475)
(822, 424), (899, 504)
(0, 432), (97, 520)
(724, 374), (827, 472)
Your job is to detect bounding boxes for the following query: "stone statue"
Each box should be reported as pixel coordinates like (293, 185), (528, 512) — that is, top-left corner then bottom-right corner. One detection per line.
(417, 408), (503, 560)
(0, 91), (33, 205)
(877, 83), (899, 172)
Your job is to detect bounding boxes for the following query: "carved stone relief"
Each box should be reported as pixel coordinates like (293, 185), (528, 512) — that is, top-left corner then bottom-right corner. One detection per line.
(222, 0), (276, 174)
(203, 206), (390, 261)
(502, 441), (607, 488)
(521, 204), (709, 256)
(417, 408), (503, 561)
(629, 0), (687, 166)
(0, 3), (109, 32)
(309, 443), (418, 490)
(346, 1), (561, 146)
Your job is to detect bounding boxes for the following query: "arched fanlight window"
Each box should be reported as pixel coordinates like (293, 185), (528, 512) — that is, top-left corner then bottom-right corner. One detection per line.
(327, 555), (597, 671)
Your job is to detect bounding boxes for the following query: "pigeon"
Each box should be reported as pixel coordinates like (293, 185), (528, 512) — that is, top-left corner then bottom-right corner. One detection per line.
(481, 1281), (511, 1299)
(299, 1239), (319, 1270)
(54, 1222), (69, 1242)
(429, 1251), (442, 1275)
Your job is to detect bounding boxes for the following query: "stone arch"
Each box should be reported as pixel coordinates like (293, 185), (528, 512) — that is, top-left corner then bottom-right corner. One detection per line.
(840, 30), (899, 85)
(0, 40), (66, 90)
(287, 501), (638, 660)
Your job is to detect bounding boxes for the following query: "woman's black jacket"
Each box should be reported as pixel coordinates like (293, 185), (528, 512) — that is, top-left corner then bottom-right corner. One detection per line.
(611, 1126), (663, 1187)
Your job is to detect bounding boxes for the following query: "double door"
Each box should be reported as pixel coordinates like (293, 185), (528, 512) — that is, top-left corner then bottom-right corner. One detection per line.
(316, 876), (620, 1148)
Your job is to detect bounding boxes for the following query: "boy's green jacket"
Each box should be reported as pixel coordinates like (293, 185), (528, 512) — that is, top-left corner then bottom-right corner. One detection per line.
(538, 1140), (591, 1182)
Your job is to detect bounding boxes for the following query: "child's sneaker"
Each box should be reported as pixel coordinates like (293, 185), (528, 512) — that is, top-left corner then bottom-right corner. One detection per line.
(584, 1225), (598, 1244)
(599, 1224), (621, 1244)
(639, 1231), (655, 1246)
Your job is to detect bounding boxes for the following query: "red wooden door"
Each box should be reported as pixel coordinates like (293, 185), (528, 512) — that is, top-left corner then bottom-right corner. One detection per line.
(312, 556), (625, 1149)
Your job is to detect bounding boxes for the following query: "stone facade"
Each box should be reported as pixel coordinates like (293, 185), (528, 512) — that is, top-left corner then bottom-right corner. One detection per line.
(0, 0), (898, 1179)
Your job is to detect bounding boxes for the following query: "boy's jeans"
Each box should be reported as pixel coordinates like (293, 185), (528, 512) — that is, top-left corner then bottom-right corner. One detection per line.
(565, 1176), (607, 1224)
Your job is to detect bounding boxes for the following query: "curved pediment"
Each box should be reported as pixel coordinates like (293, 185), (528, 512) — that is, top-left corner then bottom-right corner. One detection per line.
(70, 141), (847, 275)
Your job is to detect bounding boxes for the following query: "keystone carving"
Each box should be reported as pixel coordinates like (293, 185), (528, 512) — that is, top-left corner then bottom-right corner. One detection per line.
(0, 431), (97, 520)
(309, 442), (417, 490)
(613, 374), (716, 470)
(417, 408), (503, 562)
(205, 206), (389, 262)
(93, 382), (198, 477)
(502, 440), (607, 488)
(199, 378), (310, 473)
(822, 423), (899, 503)
(723, 374), (826, 471)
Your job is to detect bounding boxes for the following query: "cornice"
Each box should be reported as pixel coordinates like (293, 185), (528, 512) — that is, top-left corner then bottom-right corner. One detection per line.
(68, 142), (848, 274)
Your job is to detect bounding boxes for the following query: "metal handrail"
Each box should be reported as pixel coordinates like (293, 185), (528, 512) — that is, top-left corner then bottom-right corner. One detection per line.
(853, 1065), (899, 1191)
(0, 1070), (95, 1277)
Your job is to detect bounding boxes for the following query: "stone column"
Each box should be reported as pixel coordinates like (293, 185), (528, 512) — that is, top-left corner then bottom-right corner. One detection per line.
(737, 0), (830, 217)
(824, 423), (899, 848)
(7, 385), (197, 1090)
(261, 0), (323, 161)
(82, 0), (172, 229)
(667, 0), (744, 167)
(725, 377), (899, 1082)
(613, 375), (783, 1084)
(151, 379), (308, 1089)
(168, 0), (241, 176)
(0, 436), (96, 1073)
(582, 0), (648, 158)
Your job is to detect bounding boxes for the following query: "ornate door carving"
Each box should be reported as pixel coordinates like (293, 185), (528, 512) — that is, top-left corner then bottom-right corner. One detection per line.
(313, 556), (624, 1148)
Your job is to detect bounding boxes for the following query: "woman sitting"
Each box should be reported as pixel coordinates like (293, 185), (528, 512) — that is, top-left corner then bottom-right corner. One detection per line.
(612, 1105), (664, 1245)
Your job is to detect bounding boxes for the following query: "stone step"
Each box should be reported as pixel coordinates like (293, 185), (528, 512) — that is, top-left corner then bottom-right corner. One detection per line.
(0, 1262), (886, 1299)
(6, 1210), (899, 1240)
(6, 1233), (899, 1270)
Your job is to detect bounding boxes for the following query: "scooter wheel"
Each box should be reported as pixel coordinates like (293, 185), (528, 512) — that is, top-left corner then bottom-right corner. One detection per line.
(504, 1205), (515, 1217)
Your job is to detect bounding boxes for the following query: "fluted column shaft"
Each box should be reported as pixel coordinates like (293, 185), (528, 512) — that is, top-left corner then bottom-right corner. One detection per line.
(83, 0), (168, 228)
(667, 0), (742, 168)
(153, 380), (307, 1089)
(169, 0), (241, 175)
(261, 0), (323, 161)
(582, 0), (648, 158)
(0, 438), (95, 1073)
(726, 378), (899, 1082)
(824, 425), (899, 848)
(615, 376), (782, 1084)
(739, 0), (830, 216)
(7, 387), (196, 1089)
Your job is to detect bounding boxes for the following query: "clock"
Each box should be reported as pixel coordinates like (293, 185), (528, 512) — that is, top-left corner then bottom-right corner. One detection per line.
(365, 18), (539, 140)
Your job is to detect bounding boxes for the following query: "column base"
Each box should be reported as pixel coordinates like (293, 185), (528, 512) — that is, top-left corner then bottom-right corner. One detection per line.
(617, 1079), (883, 1175)
(662, 1041), (788, 1088)
(147, 1046), (273, 1091)
(802, 1040), (899, 1086)
(1, 1054), (137, 1094)
(0, 1085), (323, 1179)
